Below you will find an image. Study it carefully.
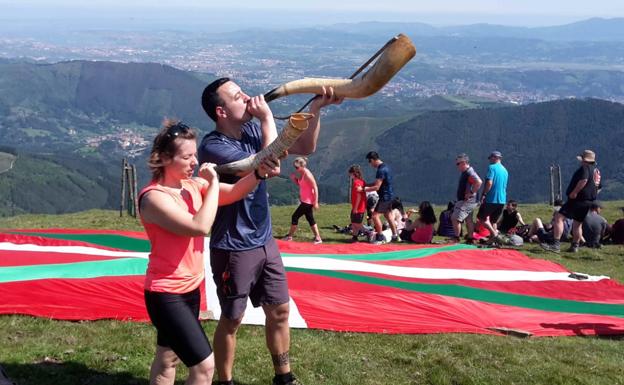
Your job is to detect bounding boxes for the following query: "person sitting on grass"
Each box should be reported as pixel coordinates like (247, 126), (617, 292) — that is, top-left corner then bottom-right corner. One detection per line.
(496, 200), (525, 235)
(605, 207), (624, 244)
(400, 201), (437, 244)
(582, 202), (608, 248)
(436, 201), (456, 237)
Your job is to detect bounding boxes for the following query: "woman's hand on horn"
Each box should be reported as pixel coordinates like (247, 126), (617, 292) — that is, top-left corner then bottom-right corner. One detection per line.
(246, 94), (273, 121)
(198, 162), (218, 184)
(310, 86), (344, 111)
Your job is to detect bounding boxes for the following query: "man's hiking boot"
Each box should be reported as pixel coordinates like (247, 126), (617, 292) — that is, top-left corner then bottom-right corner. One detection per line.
(540, 240), (561, 253)
(272, 372), (303, 385)
(567, 242), (580, 253)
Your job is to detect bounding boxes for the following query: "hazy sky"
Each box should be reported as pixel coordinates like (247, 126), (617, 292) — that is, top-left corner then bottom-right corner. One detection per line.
(3, 0), (624, 28)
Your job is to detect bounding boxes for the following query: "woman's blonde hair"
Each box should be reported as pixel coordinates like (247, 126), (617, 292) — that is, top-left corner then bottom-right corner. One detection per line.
(147, 119), (197, 181)
(293, 156), (307, 168)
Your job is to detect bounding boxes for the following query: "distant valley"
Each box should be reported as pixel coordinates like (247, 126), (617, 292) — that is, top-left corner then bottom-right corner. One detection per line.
(0, 18), (623, 214)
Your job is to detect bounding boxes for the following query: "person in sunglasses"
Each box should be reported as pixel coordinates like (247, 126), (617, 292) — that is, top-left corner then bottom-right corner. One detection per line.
(139, 120), (275, 385)
(451, 153), (482, 243)
(198, 78), (341, 385)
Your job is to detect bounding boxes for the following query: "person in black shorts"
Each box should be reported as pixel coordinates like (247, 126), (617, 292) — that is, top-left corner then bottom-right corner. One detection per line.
(140, 120), (275, 385)
(541, 150), (601, 253)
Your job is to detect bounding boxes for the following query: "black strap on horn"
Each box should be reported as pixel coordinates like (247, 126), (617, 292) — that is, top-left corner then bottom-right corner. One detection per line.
(271, 35), (400, 120)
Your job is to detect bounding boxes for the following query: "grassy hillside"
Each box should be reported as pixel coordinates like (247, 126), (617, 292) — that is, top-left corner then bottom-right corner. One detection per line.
(0, 202), (623, 385)
(0, 152), (16, 174)
(372, 98), (624, 203)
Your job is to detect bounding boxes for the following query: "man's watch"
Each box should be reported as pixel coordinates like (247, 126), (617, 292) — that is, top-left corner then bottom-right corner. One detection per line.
(254, 169), (267, 180)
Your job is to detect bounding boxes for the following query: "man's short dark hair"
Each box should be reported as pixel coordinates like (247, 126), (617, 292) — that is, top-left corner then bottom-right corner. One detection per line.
(201, 77), (230, 122)
(365, 151), (380, 161)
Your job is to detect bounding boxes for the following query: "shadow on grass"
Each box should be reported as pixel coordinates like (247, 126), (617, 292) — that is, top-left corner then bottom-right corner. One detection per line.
(540, 322), (624, 337)
(1, 361), (255, 385)
(1, 361), (148, 385)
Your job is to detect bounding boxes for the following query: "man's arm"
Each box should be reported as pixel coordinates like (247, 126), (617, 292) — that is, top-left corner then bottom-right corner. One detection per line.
(481, 179), (492, 202)
(466, 176), (482, 200)
(364, 179), (383, 192)
(246, 95), (276, 149)
(568, 179), (588, 199)
(289, 87), (343, 155)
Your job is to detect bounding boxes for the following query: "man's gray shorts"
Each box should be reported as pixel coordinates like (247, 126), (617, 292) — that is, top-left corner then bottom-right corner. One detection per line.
(374, 199), (393, 214)
(451, 200), (478, 223)
(210, 237), (290, 320)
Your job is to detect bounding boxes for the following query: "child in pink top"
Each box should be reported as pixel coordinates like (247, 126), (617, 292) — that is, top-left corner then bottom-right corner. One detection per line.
(284, 157), (322, 244)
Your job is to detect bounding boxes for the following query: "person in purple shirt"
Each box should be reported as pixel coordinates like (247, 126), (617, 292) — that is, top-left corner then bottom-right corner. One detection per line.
(198, 77), (341, 385)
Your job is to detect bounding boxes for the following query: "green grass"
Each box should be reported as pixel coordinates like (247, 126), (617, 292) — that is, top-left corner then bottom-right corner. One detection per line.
(1, 202), (624, 385)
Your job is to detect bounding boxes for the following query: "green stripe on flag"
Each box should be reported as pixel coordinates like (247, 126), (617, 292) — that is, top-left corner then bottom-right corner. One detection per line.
(0, 258), (148, 283)
(287, 268), (624, 318)
(282, 244), (477, 261)
(7, 231), (151, 252)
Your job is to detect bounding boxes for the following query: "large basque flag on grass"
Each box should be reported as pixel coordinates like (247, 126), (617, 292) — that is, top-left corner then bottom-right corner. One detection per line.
(2, 229), (624, 337)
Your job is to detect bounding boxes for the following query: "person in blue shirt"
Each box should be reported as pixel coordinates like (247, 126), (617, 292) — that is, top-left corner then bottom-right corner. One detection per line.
(477, 151), (509, 243)
(363, 151), (400, 243)
(198, 77), (341, 385)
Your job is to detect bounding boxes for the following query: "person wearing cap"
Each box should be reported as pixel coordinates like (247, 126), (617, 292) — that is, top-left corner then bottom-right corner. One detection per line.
(451, 153), (482, 242)
(476, 151), (508, 244)
(582, 202), (607, 248)
(541, 149), (602, 253)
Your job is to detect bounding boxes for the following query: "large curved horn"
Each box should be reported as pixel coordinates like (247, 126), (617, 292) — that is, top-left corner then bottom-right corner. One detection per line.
(264, 34), (416, 102)
(215, 113), (314, 175)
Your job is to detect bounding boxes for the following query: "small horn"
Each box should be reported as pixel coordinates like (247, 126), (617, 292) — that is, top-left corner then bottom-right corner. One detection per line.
(265, 34), (416, 102)
(215, 113), (314, 175)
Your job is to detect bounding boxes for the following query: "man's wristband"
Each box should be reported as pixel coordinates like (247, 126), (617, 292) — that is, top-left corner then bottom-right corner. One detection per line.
(254, 169), (267, 180)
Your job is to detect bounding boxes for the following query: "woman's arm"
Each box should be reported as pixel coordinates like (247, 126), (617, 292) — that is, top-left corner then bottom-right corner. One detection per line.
(141, 164), (219, 237)
(306, 169), (320, 208)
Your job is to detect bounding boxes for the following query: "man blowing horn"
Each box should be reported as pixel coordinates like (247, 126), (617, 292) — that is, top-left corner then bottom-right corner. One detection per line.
(197, 77), (342, 385)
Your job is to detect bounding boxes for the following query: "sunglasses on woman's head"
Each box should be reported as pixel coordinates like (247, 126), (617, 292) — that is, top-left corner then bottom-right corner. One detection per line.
(165, 123), (190, 139)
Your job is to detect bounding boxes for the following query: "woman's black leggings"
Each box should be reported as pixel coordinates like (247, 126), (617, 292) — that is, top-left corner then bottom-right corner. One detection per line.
(291, 202), (316, 226)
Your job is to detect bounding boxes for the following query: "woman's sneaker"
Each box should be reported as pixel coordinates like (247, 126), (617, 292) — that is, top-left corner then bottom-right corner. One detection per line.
(282, 235), (293, 241)
(313, 238), (323, 245)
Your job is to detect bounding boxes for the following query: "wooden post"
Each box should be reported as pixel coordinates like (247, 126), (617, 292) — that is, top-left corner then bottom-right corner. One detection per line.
(120, 158), (139, 218)
(120, 158), (127, 217)
(132, 164), (139, 218)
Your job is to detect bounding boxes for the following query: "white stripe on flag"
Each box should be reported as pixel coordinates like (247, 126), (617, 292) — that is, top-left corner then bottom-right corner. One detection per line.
(0, 242), (149, 259)
(282, 256), (609, 282)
